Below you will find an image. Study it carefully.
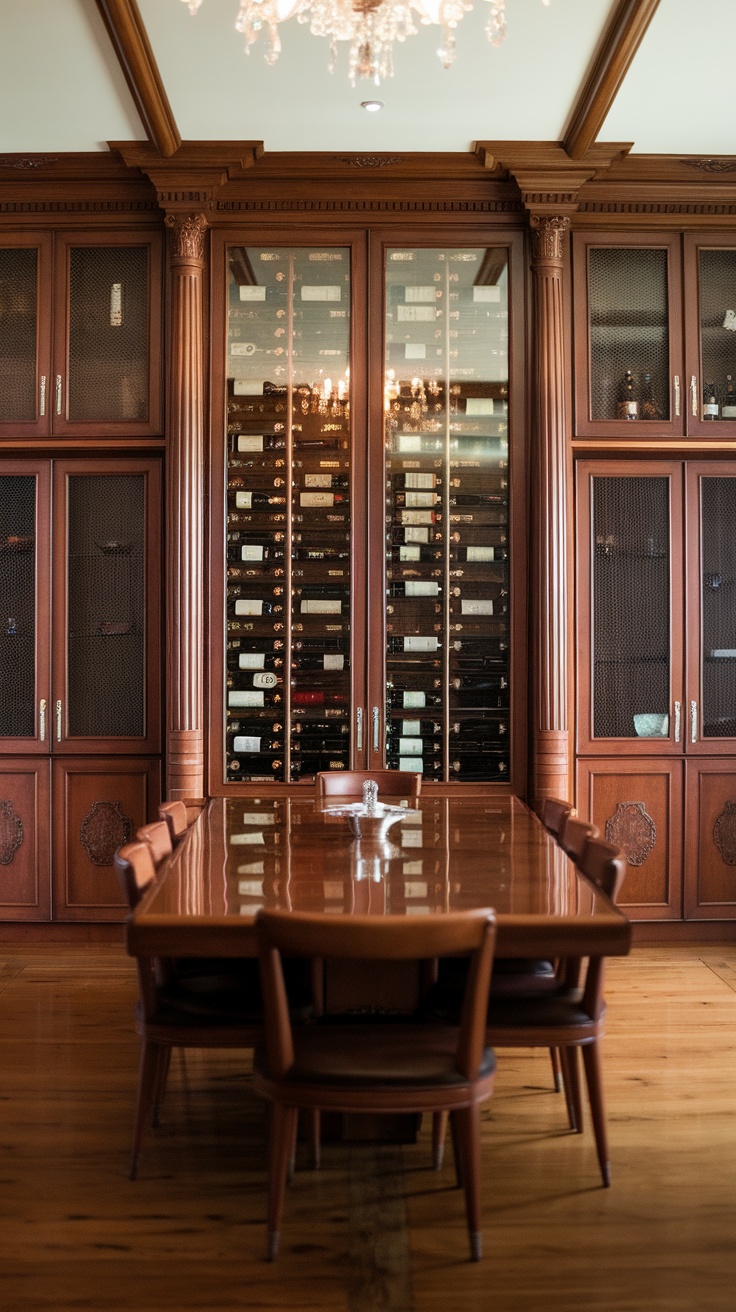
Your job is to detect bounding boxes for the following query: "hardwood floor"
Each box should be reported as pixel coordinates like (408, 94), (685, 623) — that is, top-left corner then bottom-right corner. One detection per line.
(1, 943), (735, 1311)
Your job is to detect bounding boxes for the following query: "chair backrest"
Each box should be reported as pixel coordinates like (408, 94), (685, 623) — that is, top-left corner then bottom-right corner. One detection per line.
(256, 908), (496, 1082)
(561, 815), (598, 865)
(580, 837), (627, 905)
(114, 840), (157, 911)
(158, 800), (188, 843)
(541, 796), (574, 840)
(136, 820), (173, 866)
(316, 770), (422, 800)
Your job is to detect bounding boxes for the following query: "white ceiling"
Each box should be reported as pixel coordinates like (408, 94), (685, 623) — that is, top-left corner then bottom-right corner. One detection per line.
(0, 0), (734, 158)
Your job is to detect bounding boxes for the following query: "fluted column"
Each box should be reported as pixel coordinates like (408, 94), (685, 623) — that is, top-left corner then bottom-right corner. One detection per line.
(529, 214), (571, 809)
(164, 211), (208, 800)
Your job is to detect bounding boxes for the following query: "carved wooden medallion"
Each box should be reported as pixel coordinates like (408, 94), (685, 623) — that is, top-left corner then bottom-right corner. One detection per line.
(0, 800), (24, 866)
(605, 801), (656, 867)
(79, 801), (133, 867)
(713, 802), (736, 866)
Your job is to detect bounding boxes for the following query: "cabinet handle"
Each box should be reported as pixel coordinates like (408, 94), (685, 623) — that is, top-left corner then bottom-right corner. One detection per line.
(56, 699), (63, 743)
(690, 375), (698, 417)
(673, 375), (680, 417)
(356, 706), (363, 752)
(673, 700), (681, 743)
(39, 698), (47, 742)
(39, 375), (47, 417)
(55, 375), (63, 416)
(372, 705), (380, 752)
(690, 699), (698, 744)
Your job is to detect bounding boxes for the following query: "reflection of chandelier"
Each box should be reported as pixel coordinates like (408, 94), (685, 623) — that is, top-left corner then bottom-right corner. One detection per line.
(181, 0), (550, 85)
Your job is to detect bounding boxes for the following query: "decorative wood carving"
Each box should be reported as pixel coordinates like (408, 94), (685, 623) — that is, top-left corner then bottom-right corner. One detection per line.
(165, 212), (208, 260)
(0, 801), (24, 866)
(605, 801), (656, 867)
(681, 159), (736, 173)
(530, 215), (569, 262)
(713, 802), (736, 866)
(95, 0), (181, 157)
(79, 801), (133, 867)
(341, 156), (405, 168)
(563, 0), (662, 159)
(215, 199), (522, 213)
(0, 155), (59, 169)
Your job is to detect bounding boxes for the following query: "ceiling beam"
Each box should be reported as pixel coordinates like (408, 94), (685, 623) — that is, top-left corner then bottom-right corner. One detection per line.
(95, 0), (181, 158)
(563, 0), (661, 160)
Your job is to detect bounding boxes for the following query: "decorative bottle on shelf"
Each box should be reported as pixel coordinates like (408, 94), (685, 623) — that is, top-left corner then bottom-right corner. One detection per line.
(616, 368), (639, 420)
(722, 374), (736, 419)
(703, 382), (719, 420)
(640, 372), (661, 421)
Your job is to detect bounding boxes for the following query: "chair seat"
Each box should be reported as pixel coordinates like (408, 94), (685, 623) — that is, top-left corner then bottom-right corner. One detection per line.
(254, 1024), (496, 1090)
(488, 989), (603, 1032)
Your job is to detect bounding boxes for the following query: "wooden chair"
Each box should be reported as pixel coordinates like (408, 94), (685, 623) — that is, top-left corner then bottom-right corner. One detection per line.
(316, 769), (421, 800)
(253, 907), (497, 1262)
(114, 840), (263, 1179)
(561, 814), (599, 864)
(158, 800), (189, 845)
(136, 820), (173, 866)
(541, 796), (574, 839)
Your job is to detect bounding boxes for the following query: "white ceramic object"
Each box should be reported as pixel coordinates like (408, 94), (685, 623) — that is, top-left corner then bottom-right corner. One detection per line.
(633, 712), (669, 737)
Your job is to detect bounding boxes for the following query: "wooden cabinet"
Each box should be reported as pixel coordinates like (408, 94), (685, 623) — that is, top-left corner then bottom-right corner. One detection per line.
(576, 460), (736, 920)
(209, 229), (526, 794)
(573, 232), (736, 440)
(0, 457), (162, 920)
(0, 230), (162, 439)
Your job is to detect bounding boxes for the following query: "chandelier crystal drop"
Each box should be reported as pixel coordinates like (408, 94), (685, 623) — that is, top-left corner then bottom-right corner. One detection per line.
(180, 0), (551, 85)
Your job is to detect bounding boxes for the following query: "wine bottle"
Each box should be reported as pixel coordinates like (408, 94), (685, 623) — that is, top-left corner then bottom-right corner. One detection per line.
(616, 368), (639, 420)
(387, 737), (442, 758)
(227, 651), (285, 672)
(291, 736), (351, 755)
(227, 688), (283, 709)
(393, 491), (440, 509)
(291, 691), (348, 706)
(640, 372), (661, 421)
(289, 756), (348, 777)
(449, 494), (508, 508)
(227, 599), (284, 618)
(388, 581), (440, 598)
(229, 490), (287, 507)
(291, 653), (348, 671)
(450, 756), (509, 779)
(388, 636), (441, 654)
(399, 472), (438, 490)
(387, 687), (442, 709)
(229, 433), (285, 453)
(451, 636), (508, 657)
(451, 545), (507, 563)
(227, 672), (283, 693)
(292, 719), (350, 736)
(451, 675), (508, 692)
(227, 543), (283, 564)
(299, 474), (350, 490)
(388, 719), (443, 736)
(227, 753), (284, 775)
(293, 546), (349, 561)
(228, 733), (283, 753)
(703, 382), (719, 420)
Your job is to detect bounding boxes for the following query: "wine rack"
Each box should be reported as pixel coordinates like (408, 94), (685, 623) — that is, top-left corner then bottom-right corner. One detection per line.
(225, 246), (352, 784)
(383, 247), (511, 784)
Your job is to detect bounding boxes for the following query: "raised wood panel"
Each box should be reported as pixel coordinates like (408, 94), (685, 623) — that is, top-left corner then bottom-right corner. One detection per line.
(52, 756), (160, 921)
(0, 758), (50, 920)
(684, 761), (736, 919)
(576, 757), (683, 919)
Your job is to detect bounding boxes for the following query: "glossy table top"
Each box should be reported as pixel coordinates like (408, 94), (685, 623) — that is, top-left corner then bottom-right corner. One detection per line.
(127, 796), (631, 960)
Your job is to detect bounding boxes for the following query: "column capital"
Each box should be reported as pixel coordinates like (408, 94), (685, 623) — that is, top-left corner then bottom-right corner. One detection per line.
(165, 211), (209, 263)
(529, 214), (571, 265)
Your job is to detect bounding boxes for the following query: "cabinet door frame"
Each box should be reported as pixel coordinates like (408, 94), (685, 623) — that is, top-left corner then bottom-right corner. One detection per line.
(0, 458), (51, 754)
(0, 232), (53, 439)
(576, 459), (685, 756)
(0, 757), (51, 921)
(572, 232), (684, 440)
(684, 759), (736, 920)
(51, 228), (163, 438)
(683, 232), (736, 439)
(685, 460), (736, 754)
(51, 457), (162, 756)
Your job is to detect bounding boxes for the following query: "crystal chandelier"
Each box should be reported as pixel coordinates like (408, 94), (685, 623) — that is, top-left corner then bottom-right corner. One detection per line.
(180, 0), (550, 86)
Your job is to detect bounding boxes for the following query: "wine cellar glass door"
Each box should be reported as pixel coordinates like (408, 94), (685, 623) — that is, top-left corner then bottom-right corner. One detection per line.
(684, 237), (736, 437)
(686, 463), (736, 753)
(0, 462), (50, 752)
(220, 240), (367, 787)
(370, 237), (524, 788)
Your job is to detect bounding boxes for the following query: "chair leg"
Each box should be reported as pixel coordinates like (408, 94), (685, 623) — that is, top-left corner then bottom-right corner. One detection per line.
(151, 1045), (172, 1127)
(130, 1039), (161, 1180)
(453, 1106), (483, 1261)
(549, 1046), (563, 1092)
(581, 1041), (611, 1187)
(432, 1109), (449, 1170)
(267, 1104), (298, 1260)
(560, 1046), (583, 1133)
(308, 1109), (321, 1169)
(449, 1111), (464, 1189)
(288, 1108), (298, 1183)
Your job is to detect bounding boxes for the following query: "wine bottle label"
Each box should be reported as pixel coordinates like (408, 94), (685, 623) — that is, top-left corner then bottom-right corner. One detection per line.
(404, 527), (430, 544)
(401, 720), (421, 735)
(300, 599), (342, 614)
(233, 735), (261, 753)
(703, 403), (719, 417)
(304, 474), (334, 488)
(237, 435), (264, 452)
(230, 831), (266, 845)
(461, 600), (494, 615)
(234, 600), (264, 615)
(403, 491), (438, 508)
(238, 878), (264, 896)
(301, 285), (341, 301)
(398, 435), (422, 453)
(400, 510), (434, 526)
(404, 473), (436, 490)
(398, 737), (423, 755)
(404, 581), (439, 597)
(239, 286), (266, 302)
(242, 812), (275, 825)
(323, 654), (345, 670)
(404, 636), (439, 651)
(465, 397), (496, 414)
(300, 492), (335, 507)
(240, 545), (265, 562)
(466, 546), (496, 562)
(228, 691), (265, 707)
(238, 859), (265, 875)
(235, 492), (254, 508)
(252, 672), (278, 689)
(396, 305), (435, 322)
(721, 405), (736, 418)
(402, 691), (426, 708)
(399, 545), (421, 561)
(399, 757), (423, 771)
(401, 831), (423, 847)
(616, 401), (638, 418)
(238, 653), (266, 669)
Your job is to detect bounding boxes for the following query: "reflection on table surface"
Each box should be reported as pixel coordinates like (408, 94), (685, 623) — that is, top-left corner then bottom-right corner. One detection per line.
(128, 796), (631, 961)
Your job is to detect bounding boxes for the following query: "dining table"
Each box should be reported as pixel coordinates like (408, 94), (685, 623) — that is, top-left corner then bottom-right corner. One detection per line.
(126, 794), (632, 966)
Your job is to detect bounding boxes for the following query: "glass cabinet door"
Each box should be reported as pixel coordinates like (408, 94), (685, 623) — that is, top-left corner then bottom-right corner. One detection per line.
(381, 246), (512, 784)
(573, 235), (683, 439)
(0, 237), (53, 437)
(576, 463), (684, 754)
(684, 238), (736, 434)
(687, 465), (736, 750)
(223, 245), (354, 785)
(0, 463), (50, 751)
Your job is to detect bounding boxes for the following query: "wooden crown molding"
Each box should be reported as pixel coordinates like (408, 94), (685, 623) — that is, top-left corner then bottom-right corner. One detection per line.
(108, 141), (264, 212)
(475, 141), (633, 219)
(95, 0), (181, 158)
(563, 0), (662, 160)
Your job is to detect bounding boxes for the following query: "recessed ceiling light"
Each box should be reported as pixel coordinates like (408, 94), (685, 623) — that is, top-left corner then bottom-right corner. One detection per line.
(361, 100), (384, 113)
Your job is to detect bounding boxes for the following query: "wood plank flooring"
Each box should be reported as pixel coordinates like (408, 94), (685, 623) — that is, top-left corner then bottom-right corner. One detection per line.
(0, 944), (735, 1311)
